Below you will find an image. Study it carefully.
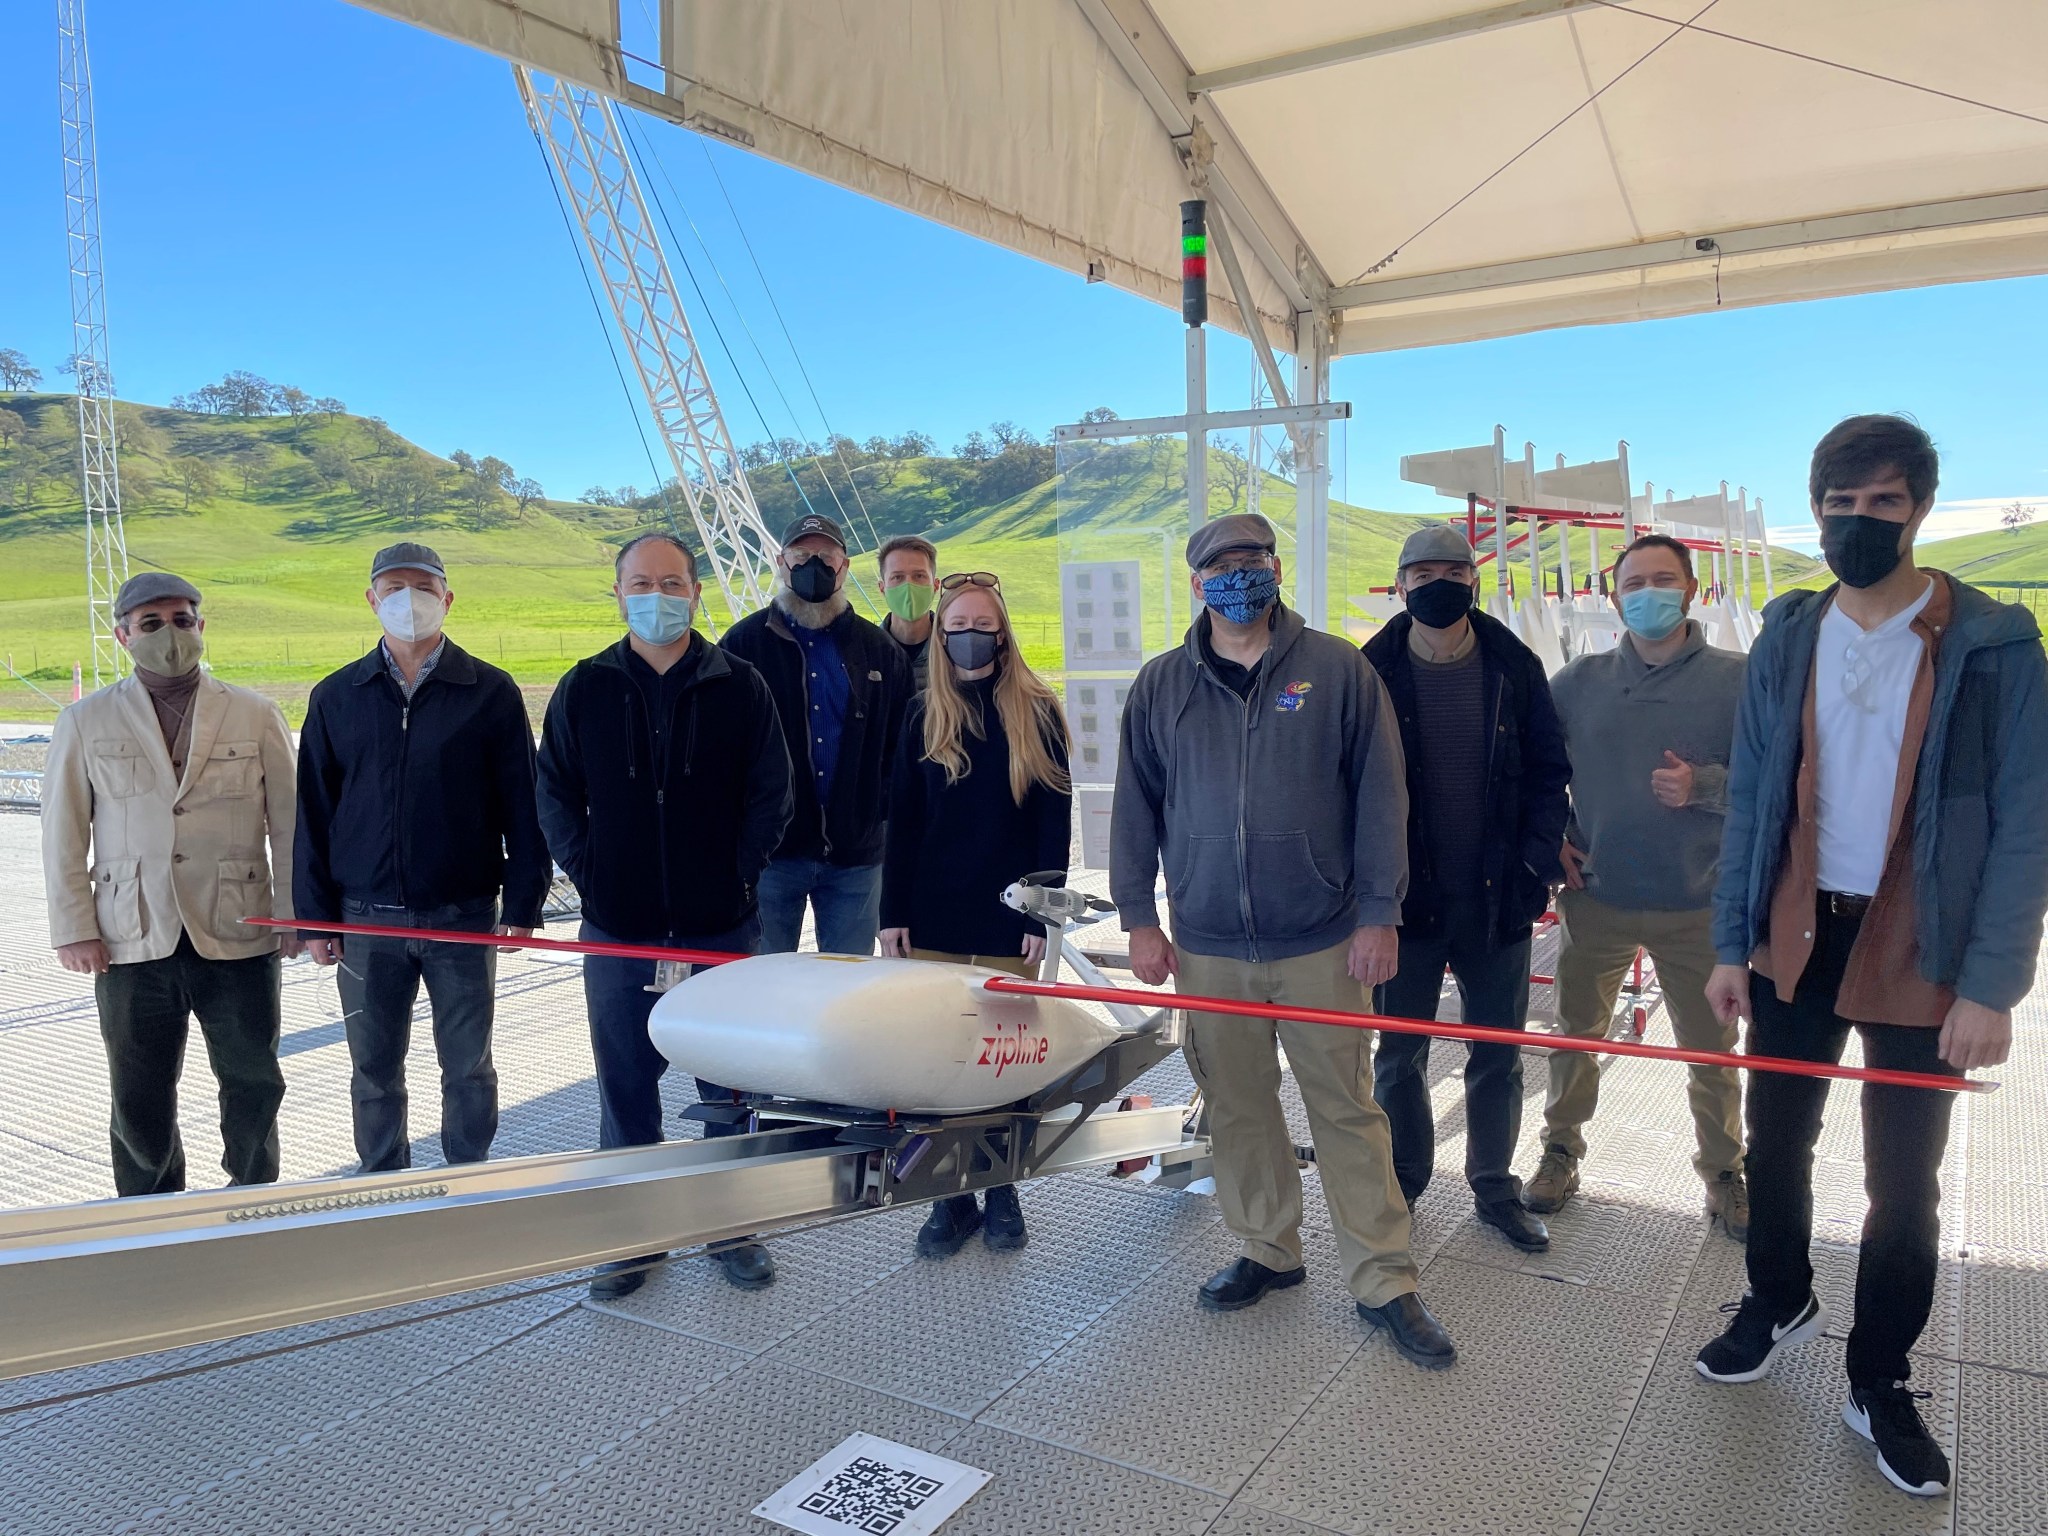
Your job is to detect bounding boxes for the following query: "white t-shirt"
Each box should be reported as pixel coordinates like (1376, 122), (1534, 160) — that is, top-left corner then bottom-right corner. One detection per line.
(1814, 578), (1935, 896)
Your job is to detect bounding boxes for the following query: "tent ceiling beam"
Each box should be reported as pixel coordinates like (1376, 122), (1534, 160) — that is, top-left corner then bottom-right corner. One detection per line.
(1071, 0), (1326, 316)
(1187, 0), (1602, 95)
(1329, 188), (2048, 309)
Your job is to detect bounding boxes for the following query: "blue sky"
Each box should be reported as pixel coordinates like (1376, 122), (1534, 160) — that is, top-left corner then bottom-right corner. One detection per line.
(3, 0), (2046, 552)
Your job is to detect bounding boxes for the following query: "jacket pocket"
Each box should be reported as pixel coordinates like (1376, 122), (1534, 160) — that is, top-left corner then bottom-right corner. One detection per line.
(90, 738), (156, 799)
(1245, 831), (1348, 933)
(189, 739), (259, 803)
(1167, 833), (1243, 936)
(92, 857), (146, 943)
(213, 858), (274, 938)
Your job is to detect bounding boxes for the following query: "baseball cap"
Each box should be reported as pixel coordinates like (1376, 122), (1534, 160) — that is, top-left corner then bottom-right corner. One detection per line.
(1186, 513), (1278, 570)
(113, 571), (202, 619)
(1397, 523), (1477, 570)
(370, 541), (447, 582)
(779, 513), (847, 552)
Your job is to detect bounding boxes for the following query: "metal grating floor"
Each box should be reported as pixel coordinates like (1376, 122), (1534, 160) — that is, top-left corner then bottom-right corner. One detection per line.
(1, 813), (2044, 1535)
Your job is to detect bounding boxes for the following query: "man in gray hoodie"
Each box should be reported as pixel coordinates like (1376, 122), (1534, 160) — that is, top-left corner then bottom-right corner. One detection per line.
(1111, 513), (1455, 1370)
(1522, 534), (1749, 1235)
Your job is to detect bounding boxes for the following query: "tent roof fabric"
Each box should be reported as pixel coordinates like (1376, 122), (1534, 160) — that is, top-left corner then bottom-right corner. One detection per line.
(352, 0), (2048, 354)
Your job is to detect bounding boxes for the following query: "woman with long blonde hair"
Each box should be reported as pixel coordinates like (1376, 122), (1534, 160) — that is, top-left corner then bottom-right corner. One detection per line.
(880, 571), (1073, 1258)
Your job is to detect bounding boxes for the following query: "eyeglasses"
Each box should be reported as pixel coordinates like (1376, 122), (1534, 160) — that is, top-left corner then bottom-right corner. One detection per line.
(1840, 640), (1879, 713)
(940, 571), (1001, 591)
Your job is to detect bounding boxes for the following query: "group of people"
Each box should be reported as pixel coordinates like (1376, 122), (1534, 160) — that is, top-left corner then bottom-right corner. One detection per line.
(41, 414), (2046, 1499)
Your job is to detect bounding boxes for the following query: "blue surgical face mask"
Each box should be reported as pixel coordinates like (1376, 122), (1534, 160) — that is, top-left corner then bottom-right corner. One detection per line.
(1618, 586), (1687, 641)
(623, 592), (694, 646)
(1201, 565), (1280, 625)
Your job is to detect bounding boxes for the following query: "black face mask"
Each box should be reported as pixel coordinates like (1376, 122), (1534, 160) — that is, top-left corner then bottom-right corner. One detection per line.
(787, 554), (839, 603)
(943, 630), (1001, 671)
(1819, 514), (1910, 589)
(1404, 577), (1475, 630)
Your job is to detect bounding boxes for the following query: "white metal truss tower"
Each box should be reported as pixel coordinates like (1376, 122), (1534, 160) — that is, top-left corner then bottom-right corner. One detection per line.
(516, 68), (780, 618)
(57, 0), (128, 687)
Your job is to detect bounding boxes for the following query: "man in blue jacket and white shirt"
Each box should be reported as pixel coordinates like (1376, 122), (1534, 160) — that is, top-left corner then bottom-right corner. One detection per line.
(1111, 512), (1455, 1371)
(1695, 415), (2047, 1499)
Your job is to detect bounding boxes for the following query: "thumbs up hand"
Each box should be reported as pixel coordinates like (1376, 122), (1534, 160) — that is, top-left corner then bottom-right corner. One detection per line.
(1650, 749), (1694, 808)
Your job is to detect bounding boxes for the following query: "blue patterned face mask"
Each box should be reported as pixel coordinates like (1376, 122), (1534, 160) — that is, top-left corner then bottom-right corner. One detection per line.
(1201, 565), (1280, 625)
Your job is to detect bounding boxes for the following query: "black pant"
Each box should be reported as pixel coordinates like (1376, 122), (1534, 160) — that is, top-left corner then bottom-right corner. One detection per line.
(582, 916), (760, 1150)
(1372, 901), (1533, 1204)
(95, 934), (284, 1197)
(336, 897), (500, 1173)
(1745, 901), (1959, 1387)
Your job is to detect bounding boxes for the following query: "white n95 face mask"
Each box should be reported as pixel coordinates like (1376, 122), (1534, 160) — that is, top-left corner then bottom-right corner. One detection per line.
(376, 586), (446, 644)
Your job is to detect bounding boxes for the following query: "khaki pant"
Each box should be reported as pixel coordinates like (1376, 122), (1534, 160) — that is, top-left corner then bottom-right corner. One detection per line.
(909, 948), (1036, 979)
(1542, 888), (1743, 1180)
(1177, 940), (1418, 1308)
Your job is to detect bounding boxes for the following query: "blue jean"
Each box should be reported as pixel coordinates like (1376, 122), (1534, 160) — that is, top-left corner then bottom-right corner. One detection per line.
(756, 858), (883, 956)
(1371, 902), (1533, 1205)
(582, 917), (760, 1151)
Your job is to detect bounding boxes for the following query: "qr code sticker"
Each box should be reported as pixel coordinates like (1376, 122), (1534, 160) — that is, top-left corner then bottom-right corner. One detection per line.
(798, 1457), (942, 1533)
(755, 1434), (991, 1536)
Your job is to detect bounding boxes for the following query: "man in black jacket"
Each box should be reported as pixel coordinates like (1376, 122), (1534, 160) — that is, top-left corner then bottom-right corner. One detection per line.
(296, 542), (550, 1174)
(537, 533), (793, 1296)
(720, 514), (911, 956)
(1362, 525), (1571, 1253)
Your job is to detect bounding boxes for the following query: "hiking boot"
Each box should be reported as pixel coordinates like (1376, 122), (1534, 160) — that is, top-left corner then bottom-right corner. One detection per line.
(1523, 1146), (1580, 1214)
(1706, 1169), (1751, 1242)
(1695, 1290), (1827, 1383)
(915, 1194), (984, 1260)
(1844, 1382), (1951, 1497)
(1198, 1257), (1306, 1312)
(982, 1184), (1028, 1251)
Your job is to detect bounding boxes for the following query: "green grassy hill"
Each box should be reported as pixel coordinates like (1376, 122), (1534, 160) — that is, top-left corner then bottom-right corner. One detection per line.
(1911, 521), (2048, 587)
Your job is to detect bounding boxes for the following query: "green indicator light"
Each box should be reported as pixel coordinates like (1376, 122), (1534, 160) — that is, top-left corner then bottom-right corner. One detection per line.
(1182, 235), (1207, 254)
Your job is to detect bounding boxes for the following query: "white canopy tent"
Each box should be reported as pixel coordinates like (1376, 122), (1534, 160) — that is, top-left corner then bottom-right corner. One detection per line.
(354, 0), (2048, 356)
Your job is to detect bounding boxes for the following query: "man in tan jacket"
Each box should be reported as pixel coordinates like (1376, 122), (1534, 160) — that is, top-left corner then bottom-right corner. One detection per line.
(43, 572), (300, 1196)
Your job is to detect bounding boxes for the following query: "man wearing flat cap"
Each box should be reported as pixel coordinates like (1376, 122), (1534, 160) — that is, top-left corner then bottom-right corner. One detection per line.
(1110, 512), (1458, 1370)
(721, 513), (911, 958)
(295, 542), (550, 1173)
(1362, 524), (1570, 1255)
(43, 573), (299, 1195)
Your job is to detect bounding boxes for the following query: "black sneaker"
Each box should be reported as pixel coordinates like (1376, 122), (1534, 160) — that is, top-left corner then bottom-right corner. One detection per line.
(915, 1194), (984, 1260)
(1844, 1383), (1951, 1497)
(1694, 1290), (1827, 1383)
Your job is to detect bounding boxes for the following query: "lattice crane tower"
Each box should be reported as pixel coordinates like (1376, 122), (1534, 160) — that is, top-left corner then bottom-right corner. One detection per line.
(57, 0), (129, 687)
(516, 69), (781, 618)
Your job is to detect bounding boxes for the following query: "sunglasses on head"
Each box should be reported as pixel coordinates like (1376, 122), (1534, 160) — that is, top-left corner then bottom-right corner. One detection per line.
(940, 571), (1001, 591)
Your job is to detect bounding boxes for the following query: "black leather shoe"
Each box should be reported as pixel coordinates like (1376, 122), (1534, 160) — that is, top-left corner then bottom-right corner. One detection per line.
(1198, 1257), (1307, 1312)
(983, 1184), (1028, 1251)
(1357, 1292), (1457, 1370)
(588, 1254), (663, 1301)
(915, 1194), (984, 1260)
(1476, 1197), (1549, 1252)
(712, 1240), (776, 1290)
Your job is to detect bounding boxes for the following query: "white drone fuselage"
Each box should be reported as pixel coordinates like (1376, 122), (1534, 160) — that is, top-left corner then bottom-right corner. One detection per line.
(647, 953), (1122, 1114)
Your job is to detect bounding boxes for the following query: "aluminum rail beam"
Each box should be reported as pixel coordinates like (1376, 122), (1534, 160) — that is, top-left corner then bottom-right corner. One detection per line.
(0, 1106), (1194, 1382)
(1329, 189), (2048, 309)
(1189, 0), (1600, 95)
(1052, 399), (1349, 443)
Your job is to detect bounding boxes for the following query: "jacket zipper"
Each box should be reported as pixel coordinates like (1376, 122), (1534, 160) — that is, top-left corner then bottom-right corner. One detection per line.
(1234, 683), (1257, 962)
(395, 692), (411, 908)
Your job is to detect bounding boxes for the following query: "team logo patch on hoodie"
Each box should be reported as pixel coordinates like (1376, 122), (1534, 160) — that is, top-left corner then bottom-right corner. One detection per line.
(1275, 680), (1313, 713)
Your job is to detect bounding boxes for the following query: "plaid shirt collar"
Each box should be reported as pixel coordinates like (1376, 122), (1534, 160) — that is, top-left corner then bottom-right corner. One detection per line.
(380, 636), (447, 700)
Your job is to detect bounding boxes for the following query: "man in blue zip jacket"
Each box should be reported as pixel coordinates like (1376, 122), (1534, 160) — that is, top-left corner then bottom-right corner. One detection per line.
(537, 533), (793, 1297)
(1694, 415), (2047, 1498)
(1111, 513), (1455, 1371)
(1363, 525), (1571, 1255)
(296, 542), (551, 1174)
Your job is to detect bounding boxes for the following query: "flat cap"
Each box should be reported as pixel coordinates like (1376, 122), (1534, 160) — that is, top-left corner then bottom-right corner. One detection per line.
(1397, 523), (1477, 570)
(113, 571), (202, 618)
(780, 513), (847, 552)
(1186, 513), (1278, 570)
(370, 541), (446, 581)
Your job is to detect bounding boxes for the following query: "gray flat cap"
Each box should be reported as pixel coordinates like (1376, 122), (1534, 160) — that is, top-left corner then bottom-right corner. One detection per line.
(370, 541), (446, 581)
(1397, 523), (1477, 569)
(1186, 513), (1278, 570)
(113, 571), (202, 618)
